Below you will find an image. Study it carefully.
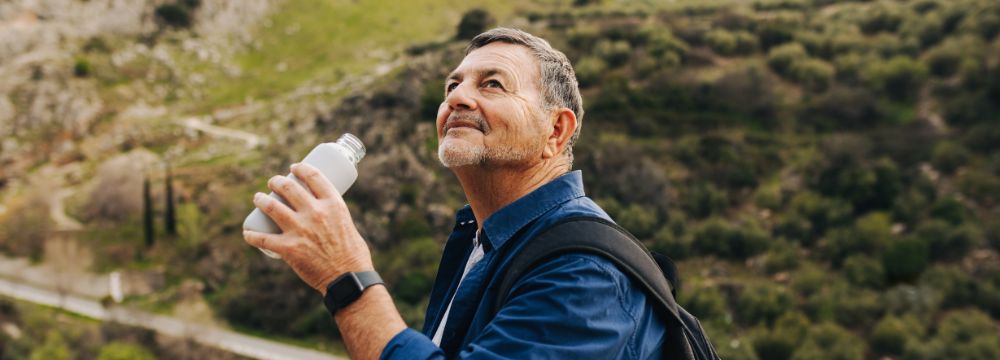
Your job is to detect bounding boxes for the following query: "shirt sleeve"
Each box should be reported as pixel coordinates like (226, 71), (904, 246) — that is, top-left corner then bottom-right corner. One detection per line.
(380, 254), (645, 360)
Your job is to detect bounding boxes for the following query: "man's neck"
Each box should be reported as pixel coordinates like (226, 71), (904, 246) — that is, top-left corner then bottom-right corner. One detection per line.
(452, 159), (570, 229)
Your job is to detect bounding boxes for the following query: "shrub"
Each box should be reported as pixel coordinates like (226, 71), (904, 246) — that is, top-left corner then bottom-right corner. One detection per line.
(862, 56), (929, 100)
(858, 2), (905, 34)
(0, 191), (52, 261)
(871, 314), (924, 356)
(737, 283), (795, 325)
(73, 58), (91, 77)
(683, 183), (729, 219)
(987, 219), (1000, 251)
(617, 204), (658, 239)
(767, 42), (808, 75)
(680, 285), (728, 322)
(691, 218), (770, 260)
(905, 309), (1000, 360)
(929, 197), (968, 225)
(930, 141), (971, 174)
(824, 212), (893, 267)
(651, 225), (692, 259)
(155, 5), (192, 28)
(790, 322), (865, 360)
(801, 85), (881, 130)
(706, 29), (758, 56)
(751, 311), (811, 360)
(957, 169), (1000, 207)
(882, 284), (942, 317)
(788, 58), (835, 91)
(594, 39), (631, 67)
(883, 236), (929, 283)
(455, 9), (495, 39)
(574, 56), (606, 87)
(764, 240), (800, 274)
(843, 255), (885, 289)
(784, 191), (853, 245)
(791, 263), (829, 297)
(920, 265), (978, 309)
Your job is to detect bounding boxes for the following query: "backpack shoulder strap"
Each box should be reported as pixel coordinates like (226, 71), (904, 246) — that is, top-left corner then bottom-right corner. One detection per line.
(492, 216), (683, 328)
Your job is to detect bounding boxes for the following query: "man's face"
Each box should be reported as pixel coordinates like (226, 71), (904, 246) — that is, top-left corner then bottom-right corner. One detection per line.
(436, 42), (550, 168)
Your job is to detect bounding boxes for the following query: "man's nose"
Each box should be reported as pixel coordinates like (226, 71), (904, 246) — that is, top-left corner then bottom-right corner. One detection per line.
(445, 82), (477, 111)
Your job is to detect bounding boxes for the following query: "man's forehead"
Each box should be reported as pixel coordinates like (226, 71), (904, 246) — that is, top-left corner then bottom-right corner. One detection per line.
(448, 42), (539, 79)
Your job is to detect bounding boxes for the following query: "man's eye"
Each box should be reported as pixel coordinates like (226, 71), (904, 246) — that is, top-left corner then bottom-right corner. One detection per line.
(446, 82), (458, 94)
(483, 80), (503, 89)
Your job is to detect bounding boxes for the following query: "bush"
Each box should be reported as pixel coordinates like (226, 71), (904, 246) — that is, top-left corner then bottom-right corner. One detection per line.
(455, 9), (495, 39)
(790, 322), (865, 360)
(905, 309), (1000, 360)
(930, 141), (971, 174)
(843, 255), (885, 289)
(823, 212), (893, 267)
(751, 311), (810, 360)
(616, 204), (658, 239)
(871, 314), (924, 356)
(788, 58), (835, 91)
(764, 240), (800, 274)
(0, 193), (52, 260)
(73, 58), (91, 77)
(683, 183), (729, 219)
(858, 2), (905, 34)
(929, 197), (968, 225)
(706, 29), (758, 56)
(594, 39), (632, 67)
(801, 85), (881, 130)
(737, 283), (795, 325)
(651, 225), (692, 259)
(957, 169), (1000, 207)
(574, 56), (607, 87)
(155, 4), (192, 28)
(680, 285), (729, 322)
(862, 56), (929, 100)
(691, 218), (770, 260)
(987, 219), (1000, 251)
(767, 42), (808, 75)
(784, 191), (853, 246)
(883, 236), (929, 283)
(923, 37), (981, 77)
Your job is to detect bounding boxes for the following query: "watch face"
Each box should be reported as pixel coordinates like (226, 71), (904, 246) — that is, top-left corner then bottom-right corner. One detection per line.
(330, 273), (363, 306)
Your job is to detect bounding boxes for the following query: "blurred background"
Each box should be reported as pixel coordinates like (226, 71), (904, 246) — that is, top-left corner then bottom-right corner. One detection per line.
(1, 0), (999, 359)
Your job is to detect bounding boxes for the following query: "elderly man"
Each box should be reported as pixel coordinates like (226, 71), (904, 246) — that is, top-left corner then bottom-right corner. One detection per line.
(243, 28), (666, 359)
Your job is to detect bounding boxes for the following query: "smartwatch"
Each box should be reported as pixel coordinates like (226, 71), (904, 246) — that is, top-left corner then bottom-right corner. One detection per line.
(323, 271), (384, 315)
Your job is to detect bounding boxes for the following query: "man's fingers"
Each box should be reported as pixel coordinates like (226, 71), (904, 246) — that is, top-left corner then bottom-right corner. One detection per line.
(253, 192), (301, 231)
(268, 175), (313, 211)
(291, 163), (338, 199)
(243, 230), (292, 255)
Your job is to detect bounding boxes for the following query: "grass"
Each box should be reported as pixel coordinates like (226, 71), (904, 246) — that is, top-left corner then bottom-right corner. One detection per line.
(183, 0), (524, 112)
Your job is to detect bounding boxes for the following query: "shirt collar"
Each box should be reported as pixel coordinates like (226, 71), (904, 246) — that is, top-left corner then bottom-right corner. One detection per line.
(479, 170), (586, 251)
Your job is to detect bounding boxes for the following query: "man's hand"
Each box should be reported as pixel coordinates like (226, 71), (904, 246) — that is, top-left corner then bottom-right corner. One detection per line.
(243, 163), (374, 295)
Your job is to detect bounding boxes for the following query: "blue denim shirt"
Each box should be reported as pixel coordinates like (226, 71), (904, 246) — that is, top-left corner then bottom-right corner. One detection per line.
(380, 171), (666, 359)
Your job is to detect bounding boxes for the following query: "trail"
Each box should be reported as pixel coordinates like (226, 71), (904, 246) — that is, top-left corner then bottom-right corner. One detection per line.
(0, 271), (345, 360)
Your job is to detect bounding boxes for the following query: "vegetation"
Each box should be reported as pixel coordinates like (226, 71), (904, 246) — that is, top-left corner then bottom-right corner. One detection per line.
(3, 0), (1000, 358)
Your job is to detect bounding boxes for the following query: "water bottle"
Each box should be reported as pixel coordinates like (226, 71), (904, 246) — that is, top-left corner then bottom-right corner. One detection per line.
(243, 133), (365, 259)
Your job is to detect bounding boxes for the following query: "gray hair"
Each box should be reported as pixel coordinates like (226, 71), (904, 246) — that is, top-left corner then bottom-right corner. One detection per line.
(466, 27), (584, 166)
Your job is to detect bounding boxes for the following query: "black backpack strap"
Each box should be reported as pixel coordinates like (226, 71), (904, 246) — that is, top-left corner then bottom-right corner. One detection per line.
(492, 216), (698, 360)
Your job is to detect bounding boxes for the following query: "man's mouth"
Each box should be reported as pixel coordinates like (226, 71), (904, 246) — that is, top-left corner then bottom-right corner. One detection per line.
(444, 120), (481, 133)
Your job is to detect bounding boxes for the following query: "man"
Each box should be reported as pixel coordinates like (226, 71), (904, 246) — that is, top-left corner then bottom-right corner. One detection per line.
(243, 28), (666, 359)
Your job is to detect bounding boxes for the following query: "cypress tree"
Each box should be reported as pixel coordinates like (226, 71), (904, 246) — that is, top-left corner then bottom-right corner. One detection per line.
(143, 177), (155, 247)
(165, 164), (177, 235)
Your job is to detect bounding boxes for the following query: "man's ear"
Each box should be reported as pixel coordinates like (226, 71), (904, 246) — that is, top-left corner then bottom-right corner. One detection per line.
(542, 107), (578, 159)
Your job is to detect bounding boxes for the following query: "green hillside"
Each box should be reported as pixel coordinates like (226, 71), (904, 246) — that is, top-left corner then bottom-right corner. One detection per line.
(2, 0), (1000, 359)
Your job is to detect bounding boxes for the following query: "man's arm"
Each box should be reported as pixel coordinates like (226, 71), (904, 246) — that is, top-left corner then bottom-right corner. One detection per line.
(242, 163), (406, 359)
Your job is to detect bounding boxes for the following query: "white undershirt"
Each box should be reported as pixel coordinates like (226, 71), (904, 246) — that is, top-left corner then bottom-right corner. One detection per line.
(432, 230), (485, 346)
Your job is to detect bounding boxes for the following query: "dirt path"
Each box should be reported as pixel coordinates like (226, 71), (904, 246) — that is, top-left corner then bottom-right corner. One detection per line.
(179, 116), (265, 148)
(0, 276), (345, 360)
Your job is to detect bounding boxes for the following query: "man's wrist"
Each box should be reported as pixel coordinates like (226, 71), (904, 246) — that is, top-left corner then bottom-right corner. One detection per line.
(323, 271), (384, 315)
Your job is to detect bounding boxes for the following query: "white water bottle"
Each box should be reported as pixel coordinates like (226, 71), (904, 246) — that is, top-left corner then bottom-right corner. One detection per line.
(243, 133), (366, 259)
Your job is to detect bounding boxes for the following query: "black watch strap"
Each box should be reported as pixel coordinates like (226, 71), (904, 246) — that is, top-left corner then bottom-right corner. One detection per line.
(323, 271), (384, 315)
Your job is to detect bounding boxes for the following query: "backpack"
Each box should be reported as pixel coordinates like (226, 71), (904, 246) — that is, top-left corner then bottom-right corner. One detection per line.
(492, 216), (721, 360)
